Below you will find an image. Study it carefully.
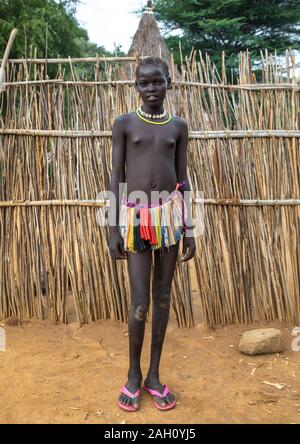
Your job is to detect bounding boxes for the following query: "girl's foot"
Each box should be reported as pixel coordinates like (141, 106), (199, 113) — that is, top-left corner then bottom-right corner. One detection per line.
(144, 377), (176, 410)
(118, 376), (142, 412)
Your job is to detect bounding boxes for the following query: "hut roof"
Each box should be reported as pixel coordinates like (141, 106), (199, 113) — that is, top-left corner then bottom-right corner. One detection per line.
(128, 1), (172, 63)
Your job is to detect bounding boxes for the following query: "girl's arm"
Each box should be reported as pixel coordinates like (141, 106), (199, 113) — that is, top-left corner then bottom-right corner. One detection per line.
(109, 116), (126, 255)
(175, 118), (193, 230)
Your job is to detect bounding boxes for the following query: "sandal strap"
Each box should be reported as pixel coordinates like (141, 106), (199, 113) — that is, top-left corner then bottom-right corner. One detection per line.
(145, 384), (170, 398)
(120, 385), (141, 399)
(162, 384), (170, 397)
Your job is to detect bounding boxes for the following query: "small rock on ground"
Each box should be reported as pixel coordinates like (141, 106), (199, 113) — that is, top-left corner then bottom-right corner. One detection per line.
(238, 328), (283, 355)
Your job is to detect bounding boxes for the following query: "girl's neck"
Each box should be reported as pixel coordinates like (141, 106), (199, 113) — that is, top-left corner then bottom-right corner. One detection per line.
(141, 104), (164, 115)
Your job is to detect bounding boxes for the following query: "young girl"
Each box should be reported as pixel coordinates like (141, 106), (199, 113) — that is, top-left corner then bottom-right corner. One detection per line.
(109, 57), (196, 412)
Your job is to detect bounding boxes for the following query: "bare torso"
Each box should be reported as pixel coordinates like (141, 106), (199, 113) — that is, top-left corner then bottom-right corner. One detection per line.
(123, 112), (181, 204)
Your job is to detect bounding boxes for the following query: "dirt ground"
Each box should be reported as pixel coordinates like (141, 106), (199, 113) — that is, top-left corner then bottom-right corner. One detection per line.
(1, 314), (300, 424)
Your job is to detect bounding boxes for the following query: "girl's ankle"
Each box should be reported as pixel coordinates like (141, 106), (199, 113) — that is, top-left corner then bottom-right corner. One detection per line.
(128, 370), (142, 381)
(145, 373), (159, 384)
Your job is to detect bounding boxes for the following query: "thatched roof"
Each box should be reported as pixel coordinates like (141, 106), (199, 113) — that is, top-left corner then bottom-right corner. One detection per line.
(128, 2), (171, 61)
(125, 1), (179, 79)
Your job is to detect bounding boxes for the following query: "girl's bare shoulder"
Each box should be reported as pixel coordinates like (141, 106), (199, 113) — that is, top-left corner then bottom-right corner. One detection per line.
(172, 114), (188, 131)
(172, 114), (187, 123)
(113, 112), (136, 126)
(112, 113), (134, 133)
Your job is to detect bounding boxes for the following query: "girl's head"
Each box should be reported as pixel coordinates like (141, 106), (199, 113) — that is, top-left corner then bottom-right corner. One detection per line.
(135, 57), (170, 80)
(134, 57), (171, 107)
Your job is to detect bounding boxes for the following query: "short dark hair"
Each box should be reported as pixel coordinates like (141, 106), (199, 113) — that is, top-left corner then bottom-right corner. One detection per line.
(135, 57), (170, 79)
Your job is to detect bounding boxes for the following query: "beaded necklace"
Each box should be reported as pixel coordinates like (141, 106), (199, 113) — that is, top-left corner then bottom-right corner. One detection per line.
(136, 106), (172, 125)
(138, 105), (167, 119)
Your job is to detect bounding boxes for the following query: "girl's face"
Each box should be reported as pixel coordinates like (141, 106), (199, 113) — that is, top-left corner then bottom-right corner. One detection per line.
(135, 65), (171, 107)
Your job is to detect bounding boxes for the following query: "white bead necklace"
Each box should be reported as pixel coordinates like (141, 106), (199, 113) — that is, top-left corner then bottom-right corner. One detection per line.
(138, 105), (167, 119)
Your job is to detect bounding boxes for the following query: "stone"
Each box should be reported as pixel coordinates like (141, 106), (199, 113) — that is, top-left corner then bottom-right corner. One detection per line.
(238, 328), (283, 355)
(70, 351), (80, 359)
(62, 350), (80, 359)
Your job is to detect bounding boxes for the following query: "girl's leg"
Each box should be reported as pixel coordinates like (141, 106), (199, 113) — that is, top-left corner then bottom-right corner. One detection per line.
(119, 248), (152, 408)
(144, 242), (179, 407)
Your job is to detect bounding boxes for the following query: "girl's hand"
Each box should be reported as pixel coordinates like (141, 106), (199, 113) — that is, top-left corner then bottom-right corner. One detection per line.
(109, 231), (127, 260)
(181, 231), (196, 262)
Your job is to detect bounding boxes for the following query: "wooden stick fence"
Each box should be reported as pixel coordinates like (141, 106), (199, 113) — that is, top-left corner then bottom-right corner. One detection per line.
(0, 198), (300, 207)
(1, 79), (300, 90)
(1, 129), (300, 138)
(0, 49), (299, 327)
(0, 56), (138, 64)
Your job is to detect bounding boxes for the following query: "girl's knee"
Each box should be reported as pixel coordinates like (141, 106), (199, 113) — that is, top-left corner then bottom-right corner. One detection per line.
(131, 302), (149, 321)
(153, 288), (171, 309)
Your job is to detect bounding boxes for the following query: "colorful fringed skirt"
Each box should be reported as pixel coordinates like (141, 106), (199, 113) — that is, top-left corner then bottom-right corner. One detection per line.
(119, 181), (187, 254)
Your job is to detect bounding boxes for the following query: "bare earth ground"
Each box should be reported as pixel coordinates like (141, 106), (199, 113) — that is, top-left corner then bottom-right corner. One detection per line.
(0, 315), (300, 424)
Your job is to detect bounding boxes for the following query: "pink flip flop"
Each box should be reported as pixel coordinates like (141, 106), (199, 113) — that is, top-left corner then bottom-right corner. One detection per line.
(144, 384), (176, 411)
(118, 385), (141, 412)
